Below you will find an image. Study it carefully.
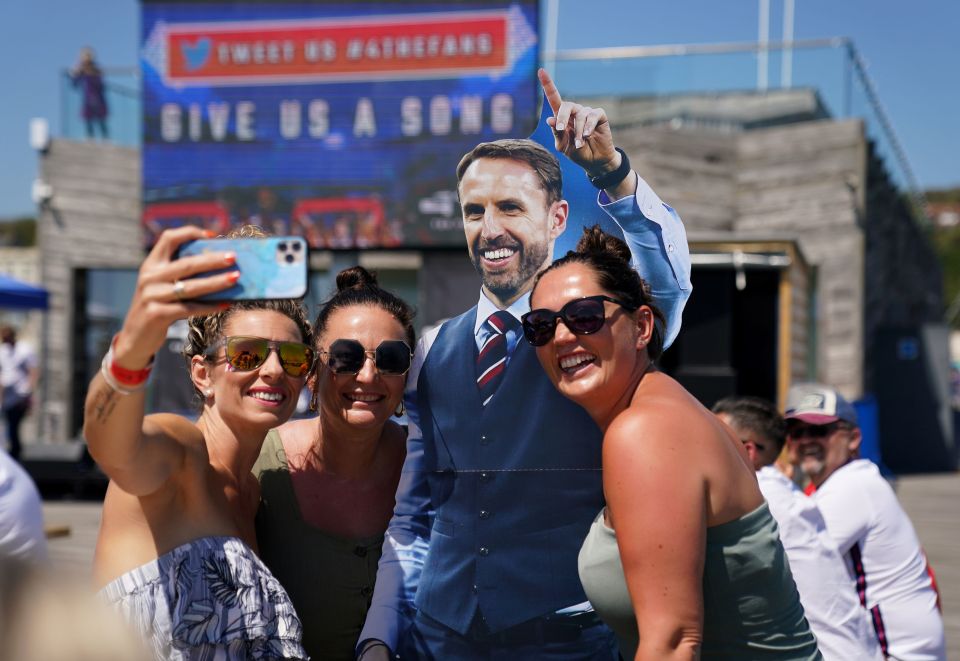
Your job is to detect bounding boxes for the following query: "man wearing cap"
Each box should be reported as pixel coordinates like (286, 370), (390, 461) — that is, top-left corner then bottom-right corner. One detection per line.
(785, 383), (945, 661)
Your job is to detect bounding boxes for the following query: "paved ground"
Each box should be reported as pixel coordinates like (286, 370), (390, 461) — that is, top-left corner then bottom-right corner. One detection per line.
(42, 473), (960, 656)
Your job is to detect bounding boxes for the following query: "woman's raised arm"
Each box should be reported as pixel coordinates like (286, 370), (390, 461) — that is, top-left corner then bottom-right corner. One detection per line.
(83, 226), (236, 496)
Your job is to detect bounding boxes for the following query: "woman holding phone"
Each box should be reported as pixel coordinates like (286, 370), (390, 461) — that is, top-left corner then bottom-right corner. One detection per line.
(85, 225), (309, 660)
(253, 266), (415, 661)
(522, 226), (820, 660)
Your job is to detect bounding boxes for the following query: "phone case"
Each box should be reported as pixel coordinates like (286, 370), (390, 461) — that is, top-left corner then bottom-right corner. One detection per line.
(176, 236), (308, 301)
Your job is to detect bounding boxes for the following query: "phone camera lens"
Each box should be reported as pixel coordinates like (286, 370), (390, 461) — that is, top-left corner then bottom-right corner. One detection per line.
(285, 253), (294, 264)
(292, 242), (302, 252)
(278, 241), (288, 252)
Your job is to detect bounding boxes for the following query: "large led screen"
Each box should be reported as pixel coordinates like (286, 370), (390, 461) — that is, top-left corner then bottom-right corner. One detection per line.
(141, 1), (540, 249)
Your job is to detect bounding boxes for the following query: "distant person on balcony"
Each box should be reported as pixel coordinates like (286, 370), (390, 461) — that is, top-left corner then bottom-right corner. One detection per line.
(0, 325), (38, 462)
(70, 47), (109, 140)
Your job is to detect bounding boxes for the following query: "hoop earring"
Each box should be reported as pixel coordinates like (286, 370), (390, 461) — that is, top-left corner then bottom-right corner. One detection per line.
(395, 400), (405, 417)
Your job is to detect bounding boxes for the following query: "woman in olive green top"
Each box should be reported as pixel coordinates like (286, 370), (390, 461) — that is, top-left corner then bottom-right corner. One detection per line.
(253, 266), (414, 660)
(523, 227), (820, 660)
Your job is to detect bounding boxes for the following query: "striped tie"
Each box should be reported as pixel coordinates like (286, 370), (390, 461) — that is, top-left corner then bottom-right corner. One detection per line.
(476, 310), (519, 407)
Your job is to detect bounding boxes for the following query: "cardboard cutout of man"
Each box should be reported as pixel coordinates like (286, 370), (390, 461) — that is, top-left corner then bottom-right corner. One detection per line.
(358, 70), (692, 659)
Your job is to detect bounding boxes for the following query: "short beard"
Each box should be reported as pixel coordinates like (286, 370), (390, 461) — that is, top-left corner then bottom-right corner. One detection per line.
(800, 456), (827, 483)
(472, 238), (549, 303)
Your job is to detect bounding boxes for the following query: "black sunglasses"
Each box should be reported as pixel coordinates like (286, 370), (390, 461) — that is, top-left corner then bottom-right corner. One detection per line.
(206, 336), (314, 378)
(787, 421), (850, 441)
(521, 295), (637, 347)
(320, 339), (413, 376)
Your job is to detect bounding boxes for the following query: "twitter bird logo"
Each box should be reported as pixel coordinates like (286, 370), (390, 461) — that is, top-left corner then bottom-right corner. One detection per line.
(181, 37), (212, 71)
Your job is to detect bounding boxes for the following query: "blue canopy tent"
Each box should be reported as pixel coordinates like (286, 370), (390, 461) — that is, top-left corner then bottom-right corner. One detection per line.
(0, 273), (49, 310)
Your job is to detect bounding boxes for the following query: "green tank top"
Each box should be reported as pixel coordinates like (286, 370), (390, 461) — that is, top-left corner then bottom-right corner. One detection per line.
(253, 429), (383, 661)
(578, 501), (822, 659)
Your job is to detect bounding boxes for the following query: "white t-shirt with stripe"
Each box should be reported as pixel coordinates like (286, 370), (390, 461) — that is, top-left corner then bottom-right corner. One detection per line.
(813, 459), (944, 660)
(757, 466), (882, 661)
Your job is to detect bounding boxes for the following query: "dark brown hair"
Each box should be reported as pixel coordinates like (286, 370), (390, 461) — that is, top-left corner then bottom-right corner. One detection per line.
(312, 266), (416, 349)
(712, 396), (787, 455)
(309, 266), (417, 411)
(456, 139), (563, 206)
(532, 225), (667, 360)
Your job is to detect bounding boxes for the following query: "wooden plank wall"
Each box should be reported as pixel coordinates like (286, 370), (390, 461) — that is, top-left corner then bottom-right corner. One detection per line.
(735, 118), (867, 397)
(38, 139), (141, 442)
(598, 96), (869, 398)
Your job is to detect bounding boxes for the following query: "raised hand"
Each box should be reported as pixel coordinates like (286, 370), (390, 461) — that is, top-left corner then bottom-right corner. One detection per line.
(538, 68), (620, 178)
(113, 226), (238, 369)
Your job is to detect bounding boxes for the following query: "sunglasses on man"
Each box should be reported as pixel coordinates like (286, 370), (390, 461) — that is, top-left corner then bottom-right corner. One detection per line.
(786, 421), (852, 441)
(521, 295), (637, 347)
(206, 336), (315, 378)
(319, 339), (413, 376)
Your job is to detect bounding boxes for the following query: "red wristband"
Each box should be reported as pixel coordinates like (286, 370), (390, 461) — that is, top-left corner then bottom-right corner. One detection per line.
(107, 335), (154, 386)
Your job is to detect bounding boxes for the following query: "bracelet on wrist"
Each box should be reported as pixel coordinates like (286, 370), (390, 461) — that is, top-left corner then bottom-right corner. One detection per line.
(106, 334), (154, 386)
(100, 355), (148, 395)
(588, 147), (632, 190)
(358, 640), (391, 659)
(100, 335), (154, 395)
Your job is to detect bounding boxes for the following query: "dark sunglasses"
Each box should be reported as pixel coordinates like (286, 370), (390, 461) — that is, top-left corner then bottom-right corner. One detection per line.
(521, 295), (637, 347)
(205, 336), (314, 378)
(320, 339), (413, 376)
(787, 421), (850, 441)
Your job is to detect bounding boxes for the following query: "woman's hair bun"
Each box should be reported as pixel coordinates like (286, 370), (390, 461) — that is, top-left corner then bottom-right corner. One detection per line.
(336, 265), (378, 292)
(574, 224), (632, 265)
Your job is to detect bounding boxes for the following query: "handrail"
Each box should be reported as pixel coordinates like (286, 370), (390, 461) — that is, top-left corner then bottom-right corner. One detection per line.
(544, 36), (848, 61)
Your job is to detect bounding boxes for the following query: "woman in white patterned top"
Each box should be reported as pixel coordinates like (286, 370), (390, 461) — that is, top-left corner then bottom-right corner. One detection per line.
(84, 225), (310, 660)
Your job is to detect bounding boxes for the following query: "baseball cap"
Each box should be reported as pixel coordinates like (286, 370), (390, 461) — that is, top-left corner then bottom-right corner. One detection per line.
(784, 383), (858, 426)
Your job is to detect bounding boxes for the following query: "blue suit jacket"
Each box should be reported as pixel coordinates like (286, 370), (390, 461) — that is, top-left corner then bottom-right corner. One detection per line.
(412, 307), (604, 633)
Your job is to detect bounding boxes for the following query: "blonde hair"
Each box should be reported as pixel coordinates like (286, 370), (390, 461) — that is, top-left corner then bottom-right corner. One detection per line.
(180, 225), (312, 402)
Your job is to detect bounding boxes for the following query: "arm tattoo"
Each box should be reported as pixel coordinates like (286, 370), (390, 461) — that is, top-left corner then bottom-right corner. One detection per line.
(91, 387), (119, 425)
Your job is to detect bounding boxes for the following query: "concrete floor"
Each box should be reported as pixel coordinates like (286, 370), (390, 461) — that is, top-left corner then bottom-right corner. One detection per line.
(42, 472), (960, 657)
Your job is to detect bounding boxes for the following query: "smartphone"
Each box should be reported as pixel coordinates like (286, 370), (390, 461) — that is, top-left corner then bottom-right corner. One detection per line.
(176, 236), (309, 301)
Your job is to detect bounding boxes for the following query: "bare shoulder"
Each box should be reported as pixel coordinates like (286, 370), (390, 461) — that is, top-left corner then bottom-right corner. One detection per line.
(143, 412), (205, 450)
(272, 417), (315, 447)
(606, 375), (713, 447)
(275, 416), (313, 436)
(141, 414), (210, 477)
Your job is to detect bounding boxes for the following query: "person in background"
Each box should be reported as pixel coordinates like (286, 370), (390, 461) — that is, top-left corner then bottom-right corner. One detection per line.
(359, 68), (691, 659)
(0, 325), (38, 462)
(785, 383), (945, 660)
(0, 446), (47, 564)
(253, 265), (414, 660)
(70, 47), (109, 140)
(527, 227), (819, 659)
(84, 225), (308, 660)
(713, 395), (882, 661)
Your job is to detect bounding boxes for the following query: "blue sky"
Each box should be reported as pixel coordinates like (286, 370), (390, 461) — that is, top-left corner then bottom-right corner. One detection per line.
(0, 0), (957, 218)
